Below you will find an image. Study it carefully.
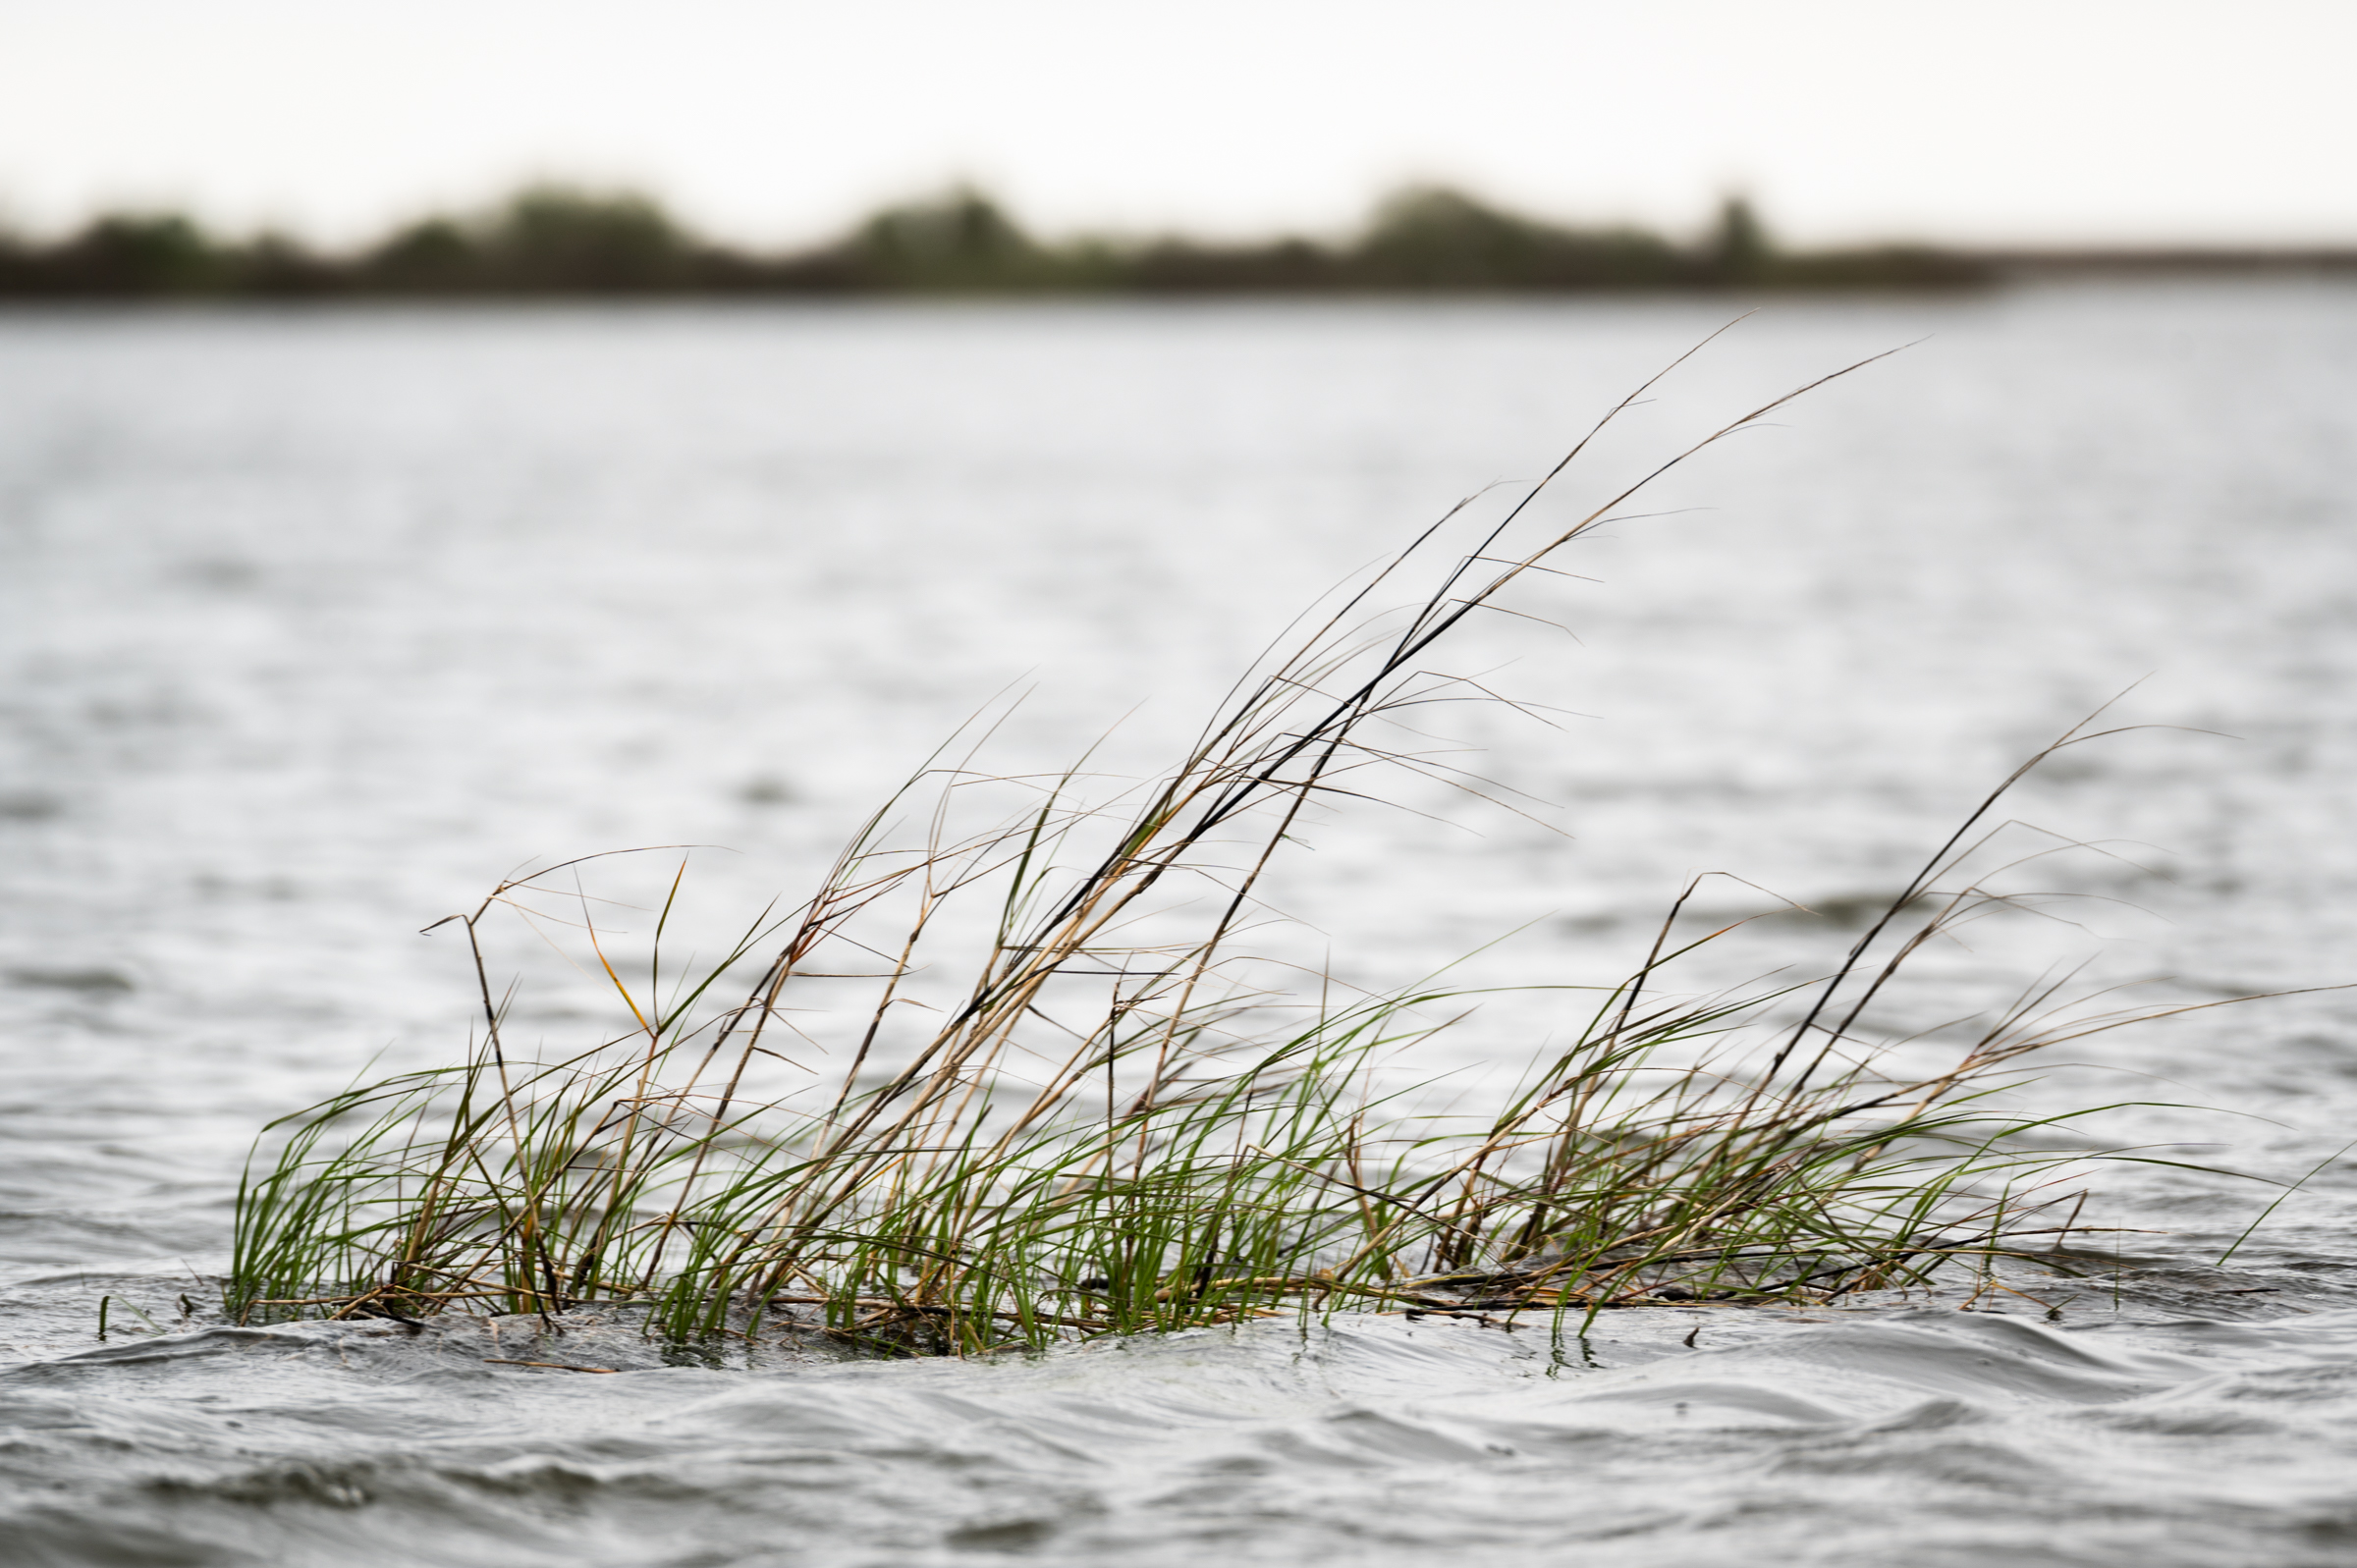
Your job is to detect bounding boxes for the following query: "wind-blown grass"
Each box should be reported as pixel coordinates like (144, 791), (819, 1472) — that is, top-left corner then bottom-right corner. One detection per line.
(230, 343), (2257, 1353)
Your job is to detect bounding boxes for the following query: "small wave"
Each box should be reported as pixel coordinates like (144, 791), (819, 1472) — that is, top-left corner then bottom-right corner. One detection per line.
(2, 1307), (2355, 1565)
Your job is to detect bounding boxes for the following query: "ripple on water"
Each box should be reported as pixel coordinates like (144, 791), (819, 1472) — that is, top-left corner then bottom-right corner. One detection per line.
(0, 1302), (2353, 1565)
(5, 293), (2357, 1565)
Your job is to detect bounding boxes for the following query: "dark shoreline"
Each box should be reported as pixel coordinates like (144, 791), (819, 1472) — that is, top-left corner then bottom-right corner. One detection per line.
(12, 182), (2347, 302)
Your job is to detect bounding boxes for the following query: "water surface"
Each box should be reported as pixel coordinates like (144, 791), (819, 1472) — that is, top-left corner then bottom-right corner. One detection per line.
(3, 287), (2354, 1564)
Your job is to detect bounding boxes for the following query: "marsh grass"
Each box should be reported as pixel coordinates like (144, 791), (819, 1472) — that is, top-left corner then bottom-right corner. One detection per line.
(231, 341), (2263, 1353)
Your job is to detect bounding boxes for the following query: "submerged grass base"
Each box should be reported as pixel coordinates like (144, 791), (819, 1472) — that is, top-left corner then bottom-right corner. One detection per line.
(230, 346), (2260, 1354)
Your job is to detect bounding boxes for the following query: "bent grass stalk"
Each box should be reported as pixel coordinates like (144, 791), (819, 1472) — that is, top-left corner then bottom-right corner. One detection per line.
(230, 344), (2265, 1352)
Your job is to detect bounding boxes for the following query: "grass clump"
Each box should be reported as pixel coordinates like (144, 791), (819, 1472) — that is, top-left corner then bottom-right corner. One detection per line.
(231, 345), (2234, 1354)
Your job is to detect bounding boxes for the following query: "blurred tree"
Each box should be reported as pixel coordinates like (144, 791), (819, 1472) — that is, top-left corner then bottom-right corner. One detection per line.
(481, 186), (694, 291)
(1357, 185), (1546, 286)
(365, 217), (479, 292)
(1704, 194), (1774, 286)
(46, 214), (227, 294)
(1353, 185), (1681, 290)
(848, 187), (1047, 289)
(234, 233), (340, 296)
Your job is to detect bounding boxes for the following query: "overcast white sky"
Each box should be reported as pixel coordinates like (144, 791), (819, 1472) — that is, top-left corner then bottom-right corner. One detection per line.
(1, 0), (2349, 247)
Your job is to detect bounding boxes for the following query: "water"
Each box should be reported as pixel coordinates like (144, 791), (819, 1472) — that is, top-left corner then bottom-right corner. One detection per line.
(3, 287), (2355, 1564)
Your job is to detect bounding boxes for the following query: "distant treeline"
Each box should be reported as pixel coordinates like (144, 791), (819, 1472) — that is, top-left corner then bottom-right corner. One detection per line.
(0, 185), (2011, 297)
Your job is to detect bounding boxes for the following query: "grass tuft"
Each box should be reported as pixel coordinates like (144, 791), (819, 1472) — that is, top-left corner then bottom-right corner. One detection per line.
(230, 345), (2270, 1353)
